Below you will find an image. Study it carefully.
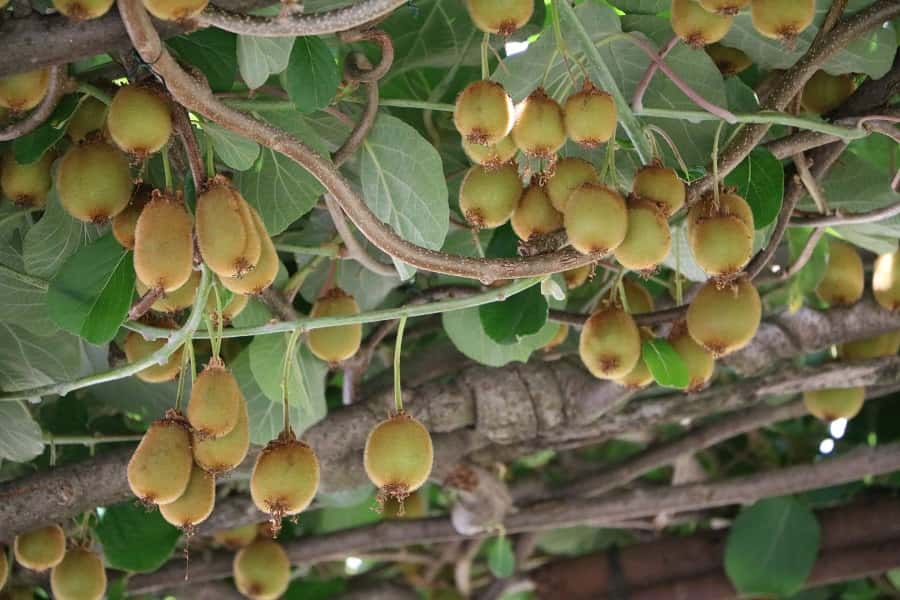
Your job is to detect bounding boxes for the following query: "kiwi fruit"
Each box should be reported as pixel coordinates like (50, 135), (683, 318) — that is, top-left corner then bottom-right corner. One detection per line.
(52, 0), (113, 19)
(111, 185), (150, 250)
(564, 183), (628, 255)
(631, 164), (685, 217)
(615, 327), (654, 389)
(206, 290), (250, 324)
(837, 330), (900, 361)
(873, 250), (900, 311)
(615, 199), (671, 271)
(233, 539), (291, 600)
(133, 191), (194, 293)
(802, 70), (856, 114)
(193, 392), (249, 474)
(563, 82), (617, 148)
(107, 85), (172, 157)
(454, 80), (515, 146)
(579, 304), (642, 379)
(188, 360), (242, 439)
(219, 207), (279, 295)
(50, 548), (107, 600)
(563, 264), (592, 289)
(159, 464), (216, 529)
(689, 213), (752, 276)
(0, 550), (6, 592)
(136, 270), (200, 313)
(13, 524), (66, 571)
(543, 323), (570, 351)
(464, 0), (534, 36)
(141, 0), (209, 21)
(307, 288), (363, 363)
(459, 163), (523, 230)
(364, 412), (434, 506)
(803, 387), (865, 421)
(250, 432), (320, 530)
(669, 323), (715, 392)
(1, 151), (53, 209)
(546, 157), (598, 213)
(622, 277), (655, 314)
(212, 523), (258, 549)
(686, 277), (761, 356)
(462, 136), (517, 170)
(816, 239), (864, 306)
(670, 0), (732, 47)
(698, 0), (749, 16)
(705, 44), (753, 76)
(0, 70), (50, 112)
(751, 0), (814, 42)
(57, 141), (133, 223)
(511, 88), (567, 158)
(122, 331), (183, 383)
(196, 178), (261, 278)
(66, 97), (107, 142)
(127, 411), (193, 505)
(511, 182), (563, 241)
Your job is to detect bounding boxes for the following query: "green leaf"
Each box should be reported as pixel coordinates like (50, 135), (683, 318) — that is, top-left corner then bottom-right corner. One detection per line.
(0, 323), (82, 392)
(724, 147), (784, 229)
(485, 224), (518, 258)
(479, 284), (548, 345)
(23, 189), (103, 279)
(887, 569), (900, 590)
(301, 490), (381, 535)
(443, 306), (559, 367)
(94, 501), (181, 573)
(788, 228), (829, 294)
(237, 36), (294, 89)
(0, 260), (58, 337)
(284, 578), (347, 600)
(485, 535), (515, 578)
(612, 0), (668, 13)
(642, 338), (689, 389)
(285, 36), (340, 114)
(46, 233), (134, 345)
(167, 29), (238, 93)
(725, 496), (821, 597)
(12, 94), (80, 164)
(0, 402), (44, 463)
(205, 121), (260, 171)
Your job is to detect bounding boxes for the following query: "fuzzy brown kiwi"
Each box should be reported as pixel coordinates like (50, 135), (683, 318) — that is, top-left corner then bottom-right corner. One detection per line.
(57, 141), (133, 223)
(546, 157), (598, 213)
(510, 182), (563, 241)
(52, 0), (113, 19)
(206, 290), (250, 324)
(66, 97), (108, 142)
(698, 0), (749, 16)
(193, 394), (249, 474)
(686, 277), (761, 356)
(563, 81), (617, 148)
(705, 44), (753, 76)
(141, 0), (208, 20)
(111, 185), (151, 250)
(751, 0), (814, 42)
(122, 330), (183, 383)
(803, 387), (865, 422)
(622, 277), (655, 315)
(0, 70), (50, 112)
(212, 523), (258, 549)
(126, 410), (194, 505)
(801, 70), (856, 114)
(133, 191), (194, 293)
(563, 264), (592, 290)
(233, 539), (291, 600)
(615, 327), (654, 389)
(689, 213), (752, 276)
(107, 85), (172, 158)
(670, 0), (733, 47)
(615, 199), (671, 271)
(631, 164), (685, 217)
(564, 183), (628, 255)
(816, 239), (864, 306)
(188, 359), (242, 440)
(464, 0), (534, 36)
(219, 207), (278, 295)
(873, 250), (900, 311)
(250, 431), (320, 533)
(453, 80), (515, 146)
(307, 288), (363, 363)
(458, 163), (523, 229)
(364, 412), (434, 507)
(461, 136), (518, 170)
(0, 550), (6, 592)
(159, 464), (216, 530)
(837, 330), (900, 361)
(578, 304), (642, 379)
(669, 322), (715, 392)
(1, 151), (53, 209)
(195, 177), (261, 278)
(13, 525), (66, 572)
(50, 548), (107, 600)
(136, 270), (200, 314)
(511, 88), (567, 158)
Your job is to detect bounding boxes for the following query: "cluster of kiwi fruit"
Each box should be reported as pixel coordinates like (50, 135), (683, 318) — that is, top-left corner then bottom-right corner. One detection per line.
(0, 524), (106, 600)
(38, 0), (207, 22)
(670, 0), (815, 47)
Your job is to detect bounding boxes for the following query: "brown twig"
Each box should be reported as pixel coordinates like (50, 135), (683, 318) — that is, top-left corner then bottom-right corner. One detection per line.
(0, 65), (67, 142)
(128, 287), (164, 321)
(172, 105), (204, 191)
(793, 151), (828, 213)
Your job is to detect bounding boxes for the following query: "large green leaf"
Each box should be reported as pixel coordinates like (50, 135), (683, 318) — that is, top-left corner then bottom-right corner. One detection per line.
(12, 94), (79, 164)
(205, 121), (260, 171)
(443, 306), (559, 367)
(724, 147), (784, 229)
(284, 578), (347, 600)
(237, 36), (294, 89)
(485, 535), (516, 578)
(642, 338), (689, 389)
(612, 0), (667, 13)
(94, 501), (181, 573)
(0, 261), (57, 336)
(23, 189), (103, 279)
(168, 29), (238, 92)
(479, 284), (548, 345)
(285, 36), (340, 114)
(725, 496), (821, 597)
(47, 233), (134, 344)
(0, 402), (44, 463)
(0, 323), (82, 392)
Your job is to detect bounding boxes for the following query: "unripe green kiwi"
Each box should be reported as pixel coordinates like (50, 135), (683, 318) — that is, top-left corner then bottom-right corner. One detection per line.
(111, 185), (150, 250)
(669, 323), (715, 392)
(511, 88), (566, 158)
(52, 0), (113, 19)
(66, 97), (107, 142)
(631, 164), (685, 217)
(458, 163), (522, 229)
(837, 330), (900, 361)
(123, 330), (183, 383)
(706, 44), (753, 77)
(159, 464), (215, 529)
(873, 250), (900, 311)
(698, 0), (749, 16)
(250, 432), (320, 531)
(803, 387), (865, 422)
(622, 277), (655, 314)
(233, 539), (291, 600)
(454, 80), (515, 146)
(107, 85), (172, 157)
(141, 0), (208, 20)
(136, 270), (200, 313)
(50, 548), (106, 600)
(801, 71), (856, 114)
(543, 323), (569, 351)
(464, 0), (533, 36)
(461, 136), (518, 170)
(196, 178), (261, 278)
(133, 191), (194, 293)
(578, 304), (642, 379)
(206, 290), (250, 324)
(1, 151), (53, 208)
(563, 264), (592, 289)
(816, 239), (864, 306)
(193, 395), (249, 474)
(563, 82), (617, 148)
(383, 489), (428, 519)
(127, 411), (193, 505)
(13, 524), (66, 571)
(188, 360), (242, 439)
(0, 0), (7, 8)
(564, 183), (628, 255)
(670, 0), (732, 47)
(57, 141), (133, 223)
(615, 327), (654, 389)
(686, 277), (761, 356)
(689, 213), (752, 276)
(511, 183), (563, 241)
(364, 413), (434, 506)
(0, 70), (50, 112)
(307, 288), (363, 363)
(219, 207), (278, 295)
(546, 157), (598, 213)
(212, 522), (258, 549)
(751, 0), (814, 41)
(615, 199), (671, 271)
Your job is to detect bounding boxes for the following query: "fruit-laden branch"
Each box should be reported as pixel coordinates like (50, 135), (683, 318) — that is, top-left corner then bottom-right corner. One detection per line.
(126, 442), (900, 594)
(0, 66), (66, 141)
